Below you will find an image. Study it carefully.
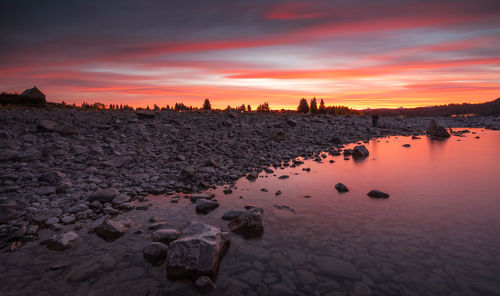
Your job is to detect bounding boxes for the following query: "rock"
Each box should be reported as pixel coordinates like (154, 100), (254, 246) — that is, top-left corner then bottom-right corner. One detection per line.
(0, 201), (20, 224)
(38, 171), (63, 185)
(151, 229), (181, 244)
(89, 188), (120, 202)
(143, 242), (168, 264)
(95, 217), (133, 241)
(136, 110), (155, 119)
(335, 183), (349, 193)
(46, 231), (81, 251)
(190, 193), (214, 203)
(275, 190), (282, 196)
(166, 222), (230, 280)
(353, 145), (369, 158)
(221, 210), (244, 221)
(426, 120), (450, 138)
(148, 222), (166, 230)
(195, 199), (219, 214)
(180, 166), (196, 180)
(402, 144), (411, 147)
(343, 149), (353, 156)
(314, 256), (362, 281)
(195, 276), (216, 292)
(37, 120), (58, 132)
(111, 194), (130, 205)
(367, 190), (389, 198)
(103, 206), (120, 215)
(61, 216), (76, 224)
(118, 202), (135, 211)
(228, 209), (264, 238)
(45, 217), (60, 225)
(286, 118), (297, 127)
(353, 281), (372, 296)
(223, 188), (232, 194)
(278, 175), (289, 180)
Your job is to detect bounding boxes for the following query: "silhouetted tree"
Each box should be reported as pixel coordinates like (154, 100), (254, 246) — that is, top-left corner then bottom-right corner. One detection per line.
(256, 102), (270, 112)
(297, 98), (309, 113)
(310, 97), (318, 114)
(319, 99), (326, 114)
(239, 104), (246, 111)
(203, 99), (211, 110)
(247, 105), (252, 112)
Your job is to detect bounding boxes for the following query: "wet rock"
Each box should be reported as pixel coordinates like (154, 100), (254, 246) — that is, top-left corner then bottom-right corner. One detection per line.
(223, 188), (233, 194)
(148, 222), (166, 230)
(314, 256), (362, 281)
(228, 209), (264, 238)
(426, 120), (450, 138)
(278, 175), (289, 180)
(195, 199), (219, 214)
(95, 217), (133, 241)
(46, 231), (81, 251)
(275, 190), (282, 196)
(343, 149), (353, 156)
(367, 190), (389, 198)
(335, 183), (349, 193)
(166, 221), (230, 280)
(151, 229), (181, 244)
(221, 210), (244, 221)
(353, 145), (369, 158)
(190, 193), (214, 203)
(402, 144), (411, 147)
(195, 276), (216, 292)
(88, 188), (120, 202)
(143, 242), (168, 264)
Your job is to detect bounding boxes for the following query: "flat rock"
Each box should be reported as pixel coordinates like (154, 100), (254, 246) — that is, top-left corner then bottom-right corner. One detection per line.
(367, 190), (389, 198)
(151, 229), (181, 244)
(314, 256), (362, 281)
(47, 231), (81, 251)
(166, 221), (230, 280)
(89, 188), (120, 202)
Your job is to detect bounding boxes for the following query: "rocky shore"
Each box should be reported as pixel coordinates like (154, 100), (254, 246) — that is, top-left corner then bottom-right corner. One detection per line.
(1, 109), (499, 245)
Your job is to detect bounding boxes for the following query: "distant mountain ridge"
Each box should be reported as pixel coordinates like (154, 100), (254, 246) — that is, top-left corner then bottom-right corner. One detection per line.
(362, 98), (500, 117)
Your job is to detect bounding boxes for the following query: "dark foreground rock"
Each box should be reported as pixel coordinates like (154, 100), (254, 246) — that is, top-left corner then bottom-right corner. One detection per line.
(367, 190), (390, 198)
(195, 276), (216, 292)
(151, 229), (181, 244)
(195, 199), (219, 214)
(166, 221), (230, 280)
(313, 256), (362, 281)
(352, 145), (369, 158)
(221, 210), (244, 221)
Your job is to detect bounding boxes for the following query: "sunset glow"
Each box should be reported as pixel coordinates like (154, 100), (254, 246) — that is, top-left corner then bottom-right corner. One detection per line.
(1, 0), (499, 109)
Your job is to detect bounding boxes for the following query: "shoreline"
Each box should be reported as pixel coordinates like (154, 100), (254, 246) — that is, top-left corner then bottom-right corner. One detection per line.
(1, 109), (499, 244)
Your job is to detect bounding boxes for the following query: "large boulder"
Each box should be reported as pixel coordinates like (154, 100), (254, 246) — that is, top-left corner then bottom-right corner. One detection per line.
(46, 231), (81, 251)
(166, 222), (230, 280)
(228, 209), (264, 238)
(426, 120), (450, 138)
(95, 217), (133, 241)
(352, 145), (369, 158)
(88, 188), (120, 202)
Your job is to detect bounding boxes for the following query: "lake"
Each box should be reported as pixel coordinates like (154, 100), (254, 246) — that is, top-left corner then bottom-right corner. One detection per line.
(1, 128), (499, 296)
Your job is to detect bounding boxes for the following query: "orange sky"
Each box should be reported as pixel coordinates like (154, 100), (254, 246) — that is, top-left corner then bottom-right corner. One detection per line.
(1, 0), (499, 109)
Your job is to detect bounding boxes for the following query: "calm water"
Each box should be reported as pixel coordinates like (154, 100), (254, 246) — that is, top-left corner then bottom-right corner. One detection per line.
(1, 128), (499, 296)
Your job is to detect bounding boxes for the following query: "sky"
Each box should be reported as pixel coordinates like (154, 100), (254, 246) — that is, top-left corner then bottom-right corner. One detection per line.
(1, 0), (500, 110)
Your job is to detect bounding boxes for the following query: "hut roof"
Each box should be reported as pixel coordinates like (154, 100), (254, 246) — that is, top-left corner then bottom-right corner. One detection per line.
(21, 86), (45, 99)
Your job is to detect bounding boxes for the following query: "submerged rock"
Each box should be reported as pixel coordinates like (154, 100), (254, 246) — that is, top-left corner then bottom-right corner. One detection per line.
(314, 256), (362, 281)
(46, 231), (81, 251)
(228, 209), (264, 238)
(335, 183), (349, 193)
(166, 221), (230, 280)
(426, 120), (450, 138)
(367, 190), (389, 198)
(143, 242), (168, 264)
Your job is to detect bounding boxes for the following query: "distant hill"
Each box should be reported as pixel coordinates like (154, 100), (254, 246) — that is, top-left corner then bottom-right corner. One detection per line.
(362, 98), (500, 117)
